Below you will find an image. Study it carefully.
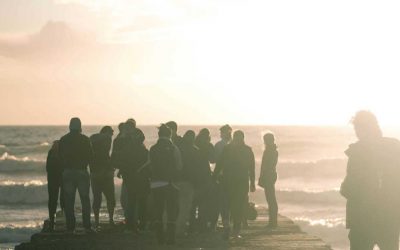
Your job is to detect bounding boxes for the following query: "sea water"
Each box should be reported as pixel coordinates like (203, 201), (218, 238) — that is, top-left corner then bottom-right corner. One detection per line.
(1, 125), (397, 249)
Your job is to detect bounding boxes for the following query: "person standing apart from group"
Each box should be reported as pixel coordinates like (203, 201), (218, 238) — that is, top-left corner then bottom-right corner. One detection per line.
(59, 118), (93, 233)
(341, 111), (400, 250)
(258, 133), (279, 228)
(89, 126), (115, 228)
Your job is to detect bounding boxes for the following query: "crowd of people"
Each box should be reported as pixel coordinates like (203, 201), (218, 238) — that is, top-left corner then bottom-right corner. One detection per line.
(45, 118), (279, 245)
(45, 110), (400, 250)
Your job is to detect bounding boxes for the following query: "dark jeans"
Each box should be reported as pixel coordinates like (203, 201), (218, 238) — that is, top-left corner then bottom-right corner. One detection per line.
(208, 183), (232, 229)
(47, 173), (64, 221)
(91, 171), (116, 212)
(227, 188), (247, 234)
(349, 226), (400, 250)
(63, 168), (91, 230)
(190, 186), (209, 231)
(124, 176), (149, 230)
(153, 185), (179, 242)
(120, 180), (128, 219)
(264, 182), (278, 225)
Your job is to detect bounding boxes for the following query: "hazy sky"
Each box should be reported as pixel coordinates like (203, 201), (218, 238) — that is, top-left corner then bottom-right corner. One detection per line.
(1, 0), (399, 125)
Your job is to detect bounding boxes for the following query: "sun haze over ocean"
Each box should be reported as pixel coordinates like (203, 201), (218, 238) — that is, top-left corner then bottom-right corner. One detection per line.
(1, 0), (400, 126)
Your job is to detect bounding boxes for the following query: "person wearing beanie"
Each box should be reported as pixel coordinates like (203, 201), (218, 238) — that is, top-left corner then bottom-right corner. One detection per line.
(59, 117), (94, 233)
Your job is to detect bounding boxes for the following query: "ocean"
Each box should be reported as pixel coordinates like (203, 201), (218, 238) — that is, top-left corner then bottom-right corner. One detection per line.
(1, 125), (397, 250)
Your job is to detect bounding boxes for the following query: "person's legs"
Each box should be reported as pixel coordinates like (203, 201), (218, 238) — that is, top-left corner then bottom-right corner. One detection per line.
(62, 169), (77, 231)
(166, 185), (179, 245)
(153, 187), (167, 244)
(175, 181), (194, 235)
(221, 184), (231, 239)
(265, 182), (278, 227)
(137, 193), (148, 230)
(59, 176), (65, 212)
(91, 173), (102, 227)
(47, 174), (59, 230)
(348, 228), (375, 250)
(125, 176), (138, 231)
(103, 171), (116, 224)
(231, 190), (246, 237)
(77, 169), (91, 230)
(120, 180), (128, 221)
(376, 226), (400, 250)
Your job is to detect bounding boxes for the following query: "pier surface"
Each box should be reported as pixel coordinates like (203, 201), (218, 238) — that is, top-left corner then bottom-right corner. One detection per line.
(15, 208), (332, 250)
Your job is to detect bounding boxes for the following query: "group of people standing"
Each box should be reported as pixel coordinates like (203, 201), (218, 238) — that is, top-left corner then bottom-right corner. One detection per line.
(45, 117), (279, 245)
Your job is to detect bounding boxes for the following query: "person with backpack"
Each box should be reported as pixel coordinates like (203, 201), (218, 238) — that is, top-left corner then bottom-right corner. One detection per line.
(149, 124), (182, 245)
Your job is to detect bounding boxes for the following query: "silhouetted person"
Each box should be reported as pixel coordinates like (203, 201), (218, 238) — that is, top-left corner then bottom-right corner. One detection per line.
(214, 130), (255, 239)
(113, 121), (148, 233)
(192, 128), (215, 232)
(59, 118), (93, 233)
(149, 124), (182, 245)
(258, 133), (278, 228)
(89, 126), (115, 228)
(46, 140), (65, 231)
(176, 130), (199, 235)
(341, 111), (400, 250)
(166, 121), (183, 149)
(210, 124), (232, 230)
(112, 122), (128, 221)
(130, 129), (151, 231)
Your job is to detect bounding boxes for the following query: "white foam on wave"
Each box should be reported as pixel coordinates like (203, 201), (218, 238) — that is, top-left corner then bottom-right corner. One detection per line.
(0, 152), (41, 162)
(0, 153), (45, 174)
(294, 217), (345, 228)
(0, 180), (46, 186)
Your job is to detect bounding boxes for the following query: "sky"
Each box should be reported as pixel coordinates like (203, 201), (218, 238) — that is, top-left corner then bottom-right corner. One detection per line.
(1, 0), (400, 125)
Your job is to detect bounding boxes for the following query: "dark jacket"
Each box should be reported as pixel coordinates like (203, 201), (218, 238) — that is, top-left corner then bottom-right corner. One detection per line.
(59, 131), (93, 170)
(149, 138), (179, 183)
(340, 137), (400, 229)
(89, 133), (112, 174)
(258, 145), (278, 188)
(180, 142), (200, 186)
(215, 142), (255, 193)
(46, 147), (63, 176)
(195, 141), (215, 187)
